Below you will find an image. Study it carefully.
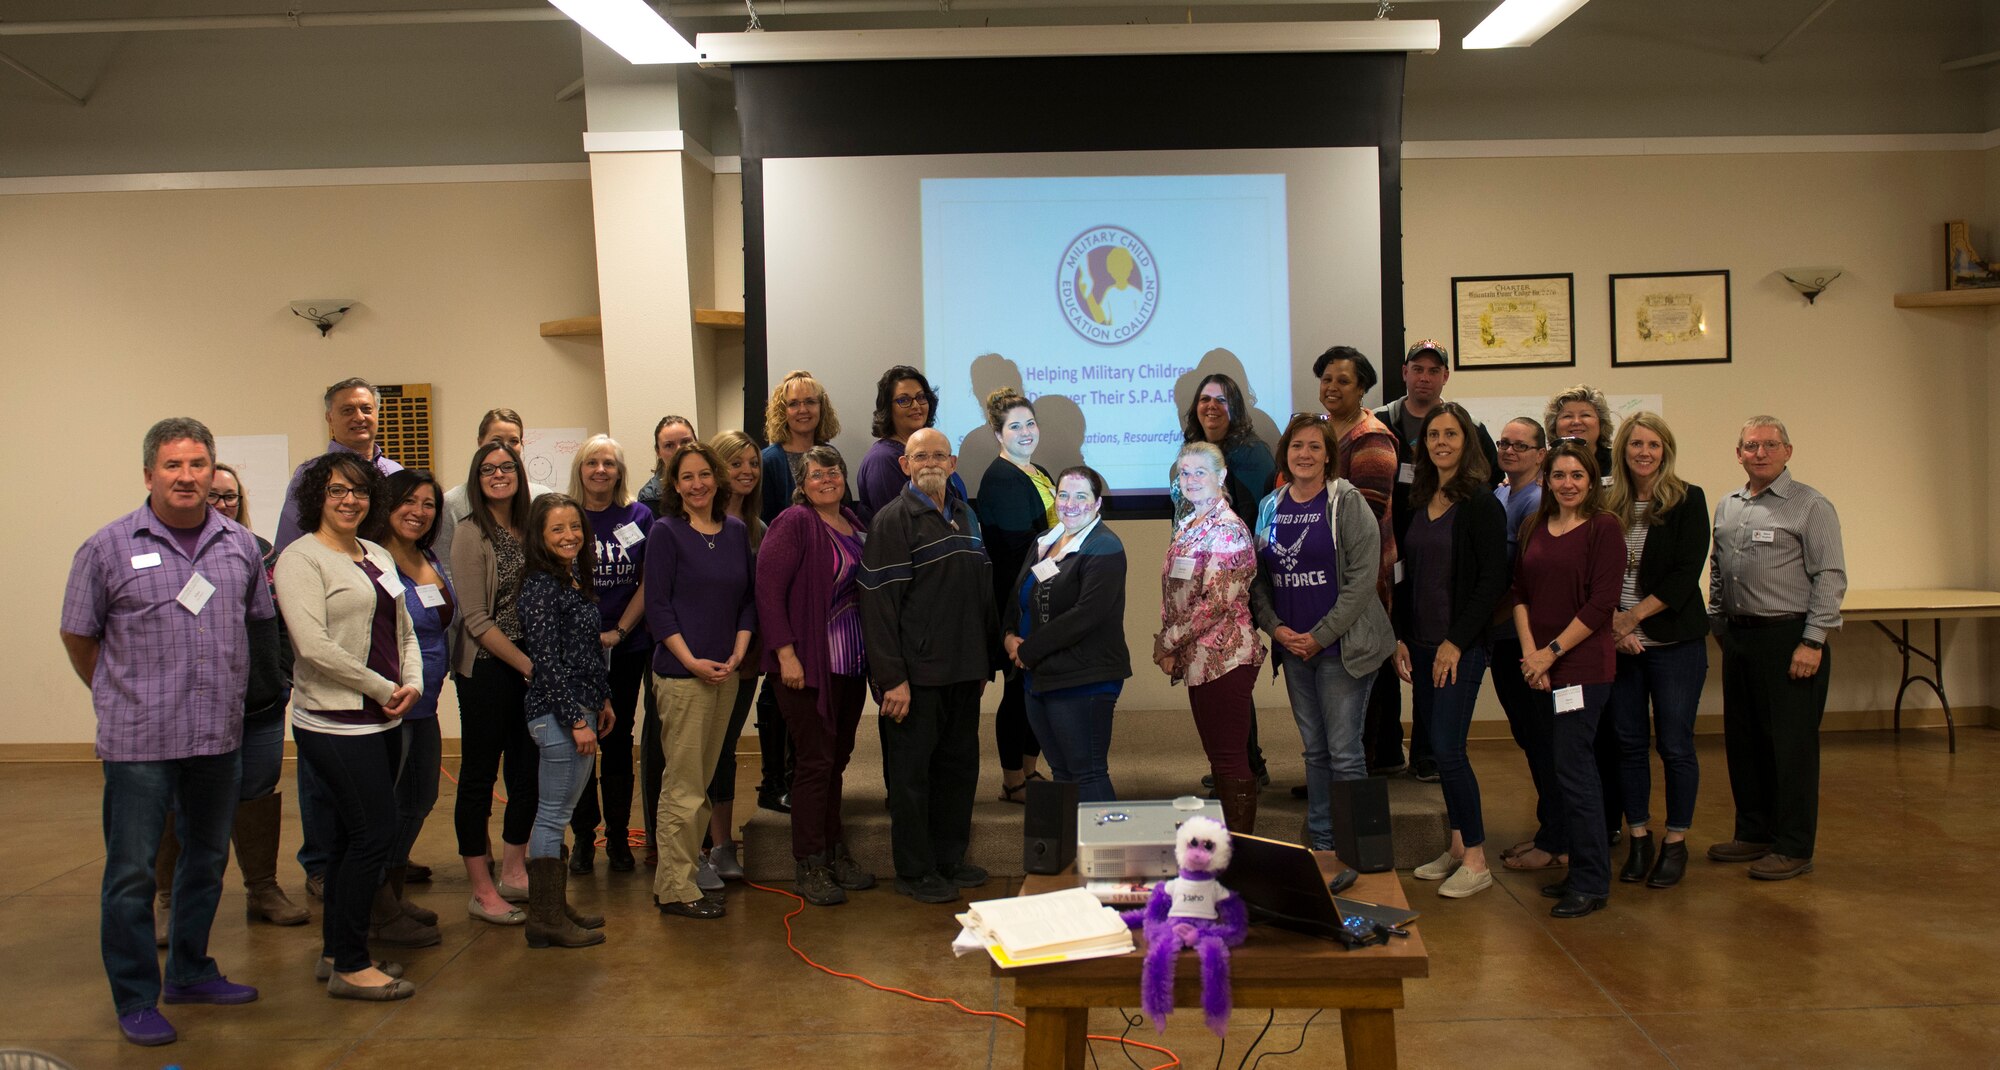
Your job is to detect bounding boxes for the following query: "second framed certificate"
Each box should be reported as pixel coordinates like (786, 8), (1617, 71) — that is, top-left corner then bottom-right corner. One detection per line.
(1451, 274), (1576, 370)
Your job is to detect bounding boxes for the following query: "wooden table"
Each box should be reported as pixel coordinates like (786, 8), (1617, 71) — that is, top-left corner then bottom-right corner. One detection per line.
(1841, 588), (2000, 753)
(999, 858), (1428, 1069)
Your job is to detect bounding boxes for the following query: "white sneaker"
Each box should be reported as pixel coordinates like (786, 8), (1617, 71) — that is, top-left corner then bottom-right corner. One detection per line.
(694, 852), (725, 892)
(1413, 850), (1459, 881)
(1438, 866), (1493, 899)
(709, 841), (745, 881)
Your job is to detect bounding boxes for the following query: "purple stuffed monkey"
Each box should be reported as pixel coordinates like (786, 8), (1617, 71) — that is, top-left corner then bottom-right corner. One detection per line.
(1120, 815), (1249, 1035)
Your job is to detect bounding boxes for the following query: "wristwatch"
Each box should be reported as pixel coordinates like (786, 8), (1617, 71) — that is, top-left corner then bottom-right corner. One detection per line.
(570, 715), (590, 731)
(1546, 639), (1564, 657)
(1800, 638), (1824, 651)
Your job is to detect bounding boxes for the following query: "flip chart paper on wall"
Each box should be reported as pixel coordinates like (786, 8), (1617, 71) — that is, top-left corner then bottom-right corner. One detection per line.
(522, 427), (588, 492)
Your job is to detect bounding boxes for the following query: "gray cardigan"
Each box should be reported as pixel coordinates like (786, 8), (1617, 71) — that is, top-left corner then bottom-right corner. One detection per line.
(273, 535), (424, 714)
(1248, 478), (1396, 678)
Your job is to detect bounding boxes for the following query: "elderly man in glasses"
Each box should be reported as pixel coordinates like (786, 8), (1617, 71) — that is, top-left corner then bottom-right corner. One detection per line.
(1706, 416), (1845, 883)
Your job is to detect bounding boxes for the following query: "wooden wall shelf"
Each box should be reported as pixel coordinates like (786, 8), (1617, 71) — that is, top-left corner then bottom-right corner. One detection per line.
(1892, 289), (2000, 308)
(538, 309), (745, 337)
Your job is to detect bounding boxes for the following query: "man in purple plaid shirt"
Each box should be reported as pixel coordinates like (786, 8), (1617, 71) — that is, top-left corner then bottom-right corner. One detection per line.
(60, 417), (276, 1047)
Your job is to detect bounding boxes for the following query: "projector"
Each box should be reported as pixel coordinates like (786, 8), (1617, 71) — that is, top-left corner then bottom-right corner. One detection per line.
(1076, 796), (1225, 879)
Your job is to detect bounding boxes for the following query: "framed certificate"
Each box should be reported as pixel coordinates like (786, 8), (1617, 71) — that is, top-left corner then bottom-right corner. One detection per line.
(1609, 270), (1731, 366)
(1450, 274), (1575, 370)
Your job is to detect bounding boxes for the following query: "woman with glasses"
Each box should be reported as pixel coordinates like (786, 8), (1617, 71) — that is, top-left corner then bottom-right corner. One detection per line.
(274, 453), (424, 999)
(1251, 415), (1395, 852)
(152, 465), (311, 948)
(449, 442), (538, 926)
(761, 370), (840, 523)
(1543, 385), (1623, 850)
(1603, 413), (1710, 889)
(1510, 441), (1625, 918)
(757, 445), (877, 905)
(1489, 419), (1567, 874)
(1394, 403), (1509, 900)
(856, 365), (967, 521)
(356, 470), (456, 947)
(1156, 441), (1266, 834)
(562, 436), (649, 876)
(645, 442), (756, 921)
(976, 389), (1051, 804)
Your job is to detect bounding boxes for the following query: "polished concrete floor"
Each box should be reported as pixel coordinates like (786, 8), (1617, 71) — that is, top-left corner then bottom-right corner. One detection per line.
(0, 726), (1994, 1069)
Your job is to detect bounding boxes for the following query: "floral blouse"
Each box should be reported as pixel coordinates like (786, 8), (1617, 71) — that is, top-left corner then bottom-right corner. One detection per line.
(1155, 501), (1265, 687)
(518, 569), (612, 727)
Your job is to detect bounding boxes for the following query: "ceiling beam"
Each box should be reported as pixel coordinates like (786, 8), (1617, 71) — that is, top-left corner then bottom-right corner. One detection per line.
(0, 48), (86, 105)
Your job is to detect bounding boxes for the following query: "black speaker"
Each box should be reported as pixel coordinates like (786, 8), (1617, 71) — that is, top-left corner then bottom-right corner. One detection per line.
(1329, 777), (1394, 873)
(1023, 779), (1078, 875)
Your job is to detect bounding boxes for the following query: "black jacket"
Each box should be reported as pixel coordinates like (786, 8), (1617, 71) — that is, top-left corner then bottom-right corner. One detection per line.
(1002, 521), (1132, 692)
(1376, 398), (1503, 541)
(857, 486), (1002, 690)
(1629, 484), (1711, 645)
(1390, 486), (1510, 652)
(975, 457), (1052, 620)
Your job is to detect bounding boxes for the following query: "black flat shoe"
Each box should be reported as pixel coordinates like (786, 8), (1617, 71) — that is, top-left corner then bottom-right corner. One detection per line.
(1550, 892), (1607, 918)
(1646, 841), (1689, 889)
(569, 842), (595, 875)
(1619, 834), (1654, 883)
(1539, 879), (1570, 900)
(606, 842), (636, 873)
(655, 897), (724, 920)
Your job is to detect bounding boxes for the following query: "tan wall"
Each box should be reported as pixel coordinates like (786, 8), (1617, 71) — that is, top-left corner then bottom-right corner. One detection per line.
(7, 179), (606, 746)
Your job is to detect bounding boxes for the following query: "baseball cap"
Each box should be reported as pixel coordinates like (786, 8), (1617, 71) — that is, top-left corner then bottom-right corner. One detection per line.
(1404, 339), (1449, 366)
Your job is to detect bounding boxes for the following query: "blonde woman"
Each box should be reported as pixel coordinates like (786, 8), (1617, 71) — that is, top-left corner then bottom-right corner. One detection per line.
(562, 435), (649, 875)
(761, 371), (841, 523)
(1543, 385), (1617, 484)
(1602, 413), (1710, 889)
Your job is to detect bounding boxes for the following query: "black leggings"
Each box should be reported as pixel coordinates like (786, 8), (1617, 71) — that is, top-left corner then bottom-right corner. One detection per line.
(295, 726), (401, 974)
(572, 645), (645, 847)
(994, 672), (1043, 773)
(452, 659), (539, 857)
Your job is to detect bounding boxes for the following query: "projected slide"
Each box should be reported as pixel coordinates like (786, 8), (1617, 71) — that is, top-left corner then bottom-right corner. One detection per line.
(921, 174), (1290, 496)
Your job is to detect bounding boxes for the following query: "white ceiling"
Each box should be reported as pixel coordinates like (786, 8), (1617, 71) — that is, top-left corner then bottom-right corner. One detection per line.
(3, 0), (2000, 176)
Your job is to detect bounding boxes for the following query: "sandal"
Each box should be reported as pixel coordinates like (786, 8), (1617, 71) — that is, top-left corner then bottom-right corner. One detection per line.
(999, 781), (1028, 804)
(1498, 839), (1538, 861)
(1502, 847), (1568, 871)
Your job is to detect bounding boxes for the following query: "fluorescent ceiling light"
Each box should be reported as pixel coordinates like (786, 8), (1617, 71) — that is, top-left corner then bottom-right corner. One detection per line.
(549, 0), (696, 64)
(1462, 0), (1592, 49)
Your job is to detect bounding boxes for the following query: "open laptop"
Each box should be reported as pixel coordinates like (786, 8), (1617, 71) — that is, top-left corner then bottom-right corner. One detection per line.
(1217, 832), (1355, 940)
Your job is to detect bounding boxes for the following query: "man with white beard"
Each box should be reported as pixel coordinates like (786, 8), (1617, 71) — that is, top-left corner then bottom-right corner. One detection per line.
(859, 428), (1002, 904)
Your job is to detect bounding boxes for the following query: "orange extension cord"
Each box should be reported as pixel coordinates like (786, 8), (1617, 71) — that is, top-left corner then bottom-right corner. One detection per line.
(438, 774), (1177, 1065)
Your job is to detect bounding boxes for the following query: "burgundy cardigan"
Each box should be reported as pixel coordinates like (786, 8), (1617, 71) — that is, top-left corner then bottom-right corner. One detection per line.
(756, 503), (869, 716)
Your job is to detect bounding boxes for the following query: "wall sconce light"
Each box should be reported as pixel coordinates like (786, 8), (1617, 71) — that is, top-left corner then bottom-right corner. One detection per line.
(1777, 267), (1842, 305)
(289, 299), (357, 336)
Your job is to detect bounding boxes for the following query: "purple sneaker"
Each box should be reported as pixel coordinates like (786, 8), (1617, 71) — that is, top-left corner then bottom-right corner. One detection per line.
(162, 975), (259, 1005)
(117, 1007), (177, 1046)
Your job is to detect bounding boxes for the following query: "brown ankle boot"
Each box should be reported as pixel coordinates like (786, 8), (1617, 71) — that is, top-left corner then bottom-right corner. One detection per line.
(1216, 776), (1259, 836)
(525, 857), (603, 948)
(234, 793), (309, 926)
(387, 864), (437, 927)
(370, 878), (442, 947)
(155, 818), (179, 948)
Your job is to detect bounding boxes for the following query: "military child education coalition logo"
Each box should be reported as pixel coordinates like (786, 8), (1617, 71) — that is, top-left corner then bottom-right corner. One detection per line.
(1057, 226), (1159, 346)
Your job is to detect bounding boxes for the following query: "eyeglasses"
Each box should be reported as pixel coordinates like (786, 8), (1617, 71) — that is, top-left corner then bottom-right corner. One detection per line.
(1738, 441), (1787, 455)
(784, 398), (820, 410)
(1495, 441), (1543, 452)
(206, 491), (241, 505)
(891, 395), (929, 408)
(804, 469), (843, 483)
(1288, 412), (1330, 422)
(325, 485), (371, 501)
(479, 462), (519, 477)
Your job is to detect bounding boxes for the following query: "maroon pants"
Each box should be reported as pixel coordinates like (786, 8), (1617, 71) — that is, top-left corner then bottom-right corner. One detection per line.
(1189, 662), (1259, 780)
(773, 672), (866, 860)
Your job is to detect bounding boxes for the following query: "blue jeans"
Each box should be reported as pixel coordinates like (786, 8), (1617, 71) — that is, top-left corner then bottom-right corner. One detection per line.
(1023, 685), (1120, 804)
(1490, 635), (1564, 855)
(391, 717), (443, 868)
(1550, 682), (1614, 897)
(528, 713), (596, 860)
(1609, 638), (1706, 832)
(1410, 641), (1491, 848)
(240, 698), (286, 800)
(1279, 651), (1376, 851)
(102, 750), (241, 1014)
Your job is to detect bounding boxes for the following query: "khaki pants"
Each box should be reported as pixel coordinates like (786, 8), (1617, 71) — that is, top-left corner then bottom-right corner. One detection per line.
(650, 672), (739, 904)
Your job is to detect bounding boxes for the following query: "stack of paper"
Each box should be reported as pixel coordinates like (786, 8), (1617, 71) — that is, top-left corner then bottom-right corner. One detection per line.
(955, 887), (1135, 968)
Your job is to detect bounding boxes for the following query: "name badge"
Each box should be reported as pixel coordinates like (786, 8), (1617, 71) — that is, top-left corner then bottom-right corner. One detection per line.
(131, 552), (162, 570)
(414, 583), (447, 608)
(1751, 529), (1776, 544)
(1168, 556), (1197, 581)
(177, 572), (216, 616)
(376, 570), (406, 598)
(1553, 684), (1584, 714)
(1397, 462), (1415, 485)
(1031, 558), (1060, 582)
(1600, 475), (1615, 487)
(1393, 561), (1404, 585)
(613, 521), (645, 549)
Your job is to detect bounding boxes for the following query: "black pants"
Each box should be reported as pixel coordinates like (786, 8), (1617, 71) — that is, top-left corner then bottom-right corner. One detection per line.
(640, 671), (663, 846)
(1363, 653), (1426, 768)
(453, 659), (539, 857)
(994, 671), (1043, 773)
(571, 645), (645, 850)
(1491, 635), (1565, 854)
(1593, 699), (1624, 840)
(880, 680), (981, 881)
(755, 674), (794, 800)
(295, 726), (401, 974)
(699, 671), (759, 852)
(1720, 622), (1830, 859)
(1550, 683), (1614, 898)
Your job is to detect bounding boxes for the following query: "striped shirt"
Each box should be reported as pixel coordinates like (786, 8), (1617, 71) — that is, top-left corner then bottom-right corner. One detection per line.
(1708, 469), (1846, 642)
(1618, 501), (1659, 648)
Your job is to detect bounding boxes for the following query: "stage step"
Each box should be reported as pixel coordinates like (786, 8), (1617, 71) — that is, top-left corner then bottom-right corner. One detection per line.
(737, 707), (1449, 881)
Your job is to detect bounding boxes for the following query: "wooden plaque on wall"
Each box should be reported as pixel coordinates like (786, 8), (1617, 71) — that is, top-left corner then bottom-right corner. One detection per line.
(376, 383), (434, 472)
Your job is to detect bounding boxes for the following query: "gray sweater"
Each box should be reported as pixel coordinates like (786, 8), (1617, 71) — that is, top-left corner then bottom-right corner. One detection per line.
(273, 534), (424, 727)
